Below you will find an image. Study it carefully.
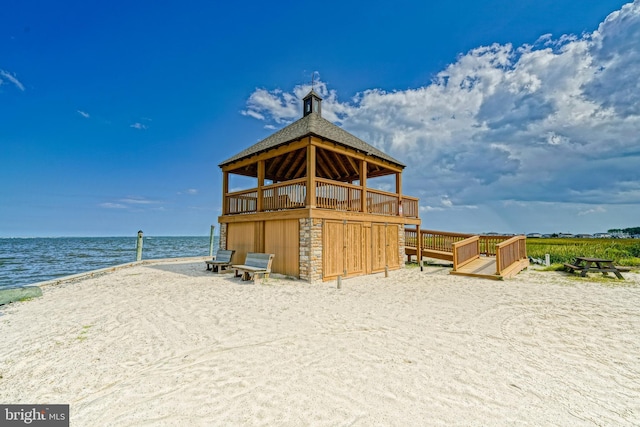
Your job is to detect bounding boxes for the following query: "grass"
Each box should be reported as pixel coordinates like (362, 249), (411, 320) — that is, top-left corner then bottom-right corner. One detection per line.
(527, 238), (640, 267)
(77, 324), (93, 341)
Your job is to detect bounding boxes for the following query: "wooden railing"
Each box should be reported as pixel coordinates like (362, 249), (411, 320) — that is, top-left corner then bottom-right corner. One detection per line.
(452, 236), (480, 271)
(420, 229), (473, 252)
(226, 189), (258, 214)
(262, 179), (306, 211)
(315, 178), (362, 211)
(401, 196), (419, 218)
(367, 188), (399, 216)
(404, 229), (516, 255)
(478, 235), (512, 256)
(405, 229), (418, 248)
(495, 235), (527, 275)
(224, 178), (420, 218)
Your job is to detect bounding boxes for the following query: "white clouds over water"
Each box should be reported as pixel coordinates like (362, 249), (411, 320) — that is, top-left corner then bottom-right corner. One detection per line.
(242, 1), (640, 232)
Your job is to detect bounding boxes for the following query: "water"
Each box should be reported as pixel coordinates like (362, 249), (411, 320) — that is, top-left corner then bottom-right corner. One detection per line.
(0, 236), (219, 290)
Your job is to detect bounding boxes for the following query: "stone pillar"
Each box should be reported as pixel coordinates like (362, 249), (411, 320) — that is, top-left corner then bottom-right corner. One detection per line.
(219, 223), (228, 250)
(310, 219), (323, 281)
(299, 218), (323, 282)
(299, 218), (311, 281)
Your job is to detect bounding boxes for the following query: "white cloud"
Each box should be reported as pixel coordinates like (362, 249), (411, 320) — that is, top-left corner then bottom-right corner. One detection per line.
(242, 2), (640, 218)
(578, 206), (607, 216)
(99, 202), (127, 209)
(0, 69), (25, 91)
(119, 197), (158, 204)
(130, 122), (147, 130)
(100, 196), (162, 210)
(77, 110), (90, 118)
(178, 189), (198, 195)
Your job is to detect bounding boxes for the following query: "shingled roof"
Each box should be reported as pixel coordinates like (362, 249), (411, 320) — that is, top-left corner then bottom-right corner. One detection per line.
(219, 112), (405, 168)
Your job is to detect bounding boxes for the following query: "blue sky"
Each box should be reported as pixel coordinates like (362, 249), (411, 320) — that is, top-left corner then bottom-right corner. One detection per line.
(1, 0), (638, 237)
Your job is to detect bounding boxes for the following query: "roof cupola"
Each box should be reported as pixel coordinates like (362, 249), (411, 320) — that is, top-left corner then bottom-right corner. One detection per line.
(302, 90), (322, 117)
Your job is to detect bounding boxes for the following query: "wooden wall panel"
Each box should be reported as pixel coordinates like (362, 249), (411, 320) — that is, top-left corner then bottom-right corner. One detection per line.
(323, 221), (344, 279)
(226, 222), (256, 265)
(264, 219), (299, 277)
(364, 224), (372, 274)
(255, 221), (265, 253)
(345, 222), (364, 276)
(371, 223), (386, 272)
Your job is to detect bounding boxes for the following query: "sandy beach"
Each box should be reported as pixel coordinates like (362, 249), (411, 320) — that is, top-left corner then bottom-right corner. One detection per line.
(1, 260), (639, 426)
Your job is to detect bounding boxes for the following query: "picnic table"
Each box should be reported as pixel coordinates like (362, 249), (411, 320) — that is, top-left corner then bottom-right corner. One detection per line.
(564, 257), (628, 279)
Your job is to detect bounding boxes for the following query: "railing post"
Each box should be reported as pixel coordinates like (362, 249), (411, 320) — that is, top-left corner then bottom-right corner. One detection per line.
(416, 225), (423, 271)
(222, 171), (229, 215)
(452, 242), (458, 271)
(257, 160), (264, 212)
(306, 143), (316, 208)
(360, 159), (367, 213)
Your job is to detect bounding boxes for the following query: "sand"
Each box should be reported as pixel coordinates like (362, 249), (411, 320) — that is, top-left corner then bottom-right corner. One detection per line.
(1, 260), (639, 426)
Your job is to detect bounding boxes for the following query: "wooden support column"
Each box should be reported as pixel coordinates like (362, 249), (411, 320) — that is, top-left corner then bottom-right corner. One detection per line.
(257, 160), (265, 212)
(396, 172), (403, 216)
(306, 142), (316, 208)
(360, 160), (367, 213)
(222, 171), (229, 215)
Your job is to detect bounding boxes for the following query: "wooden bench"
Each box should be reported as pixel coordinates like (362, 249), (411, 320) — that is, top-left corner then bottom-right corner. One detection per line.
(232, 253), (274, 284)
(563, 263), (581, 272)
(205, 249), (235, 273)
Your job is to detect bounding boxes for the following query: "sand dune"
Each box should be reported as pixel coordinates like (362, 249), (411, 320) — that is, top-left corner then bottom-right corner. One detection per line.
(1, 261), (639, 426)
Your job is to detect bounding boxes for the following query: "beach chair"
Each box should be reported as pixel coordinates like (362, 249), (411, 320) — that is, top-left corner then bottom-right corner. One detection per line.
(205, 249), (235, 273)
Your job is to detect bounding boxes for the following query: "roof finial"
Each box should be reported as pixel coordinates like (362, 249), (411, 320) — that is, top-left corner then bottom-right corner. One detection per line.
(311, 71), (319, 92)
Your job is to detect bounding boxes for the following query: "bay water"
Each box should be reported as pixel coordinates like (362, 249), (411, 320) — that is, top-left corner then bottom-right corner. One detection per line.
(0, 236), (219, 290)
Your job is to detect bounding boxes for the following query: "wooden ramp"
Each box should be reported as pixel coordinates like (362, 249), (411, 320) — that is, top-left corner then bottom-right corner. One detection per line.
(405, 229), (530, 280)
(450, 256), (530, 280)
(451, 257), (500, 280)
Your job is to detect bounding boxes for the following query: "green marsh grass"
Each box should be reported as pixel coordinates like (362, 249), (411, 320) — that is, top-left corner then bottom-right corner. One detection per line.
(526, 238), (640, 266)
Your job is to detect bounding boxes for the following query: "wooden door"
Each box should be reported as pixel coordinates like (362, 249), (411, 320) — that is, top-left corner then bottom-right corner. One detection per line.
(385, 224), (400, 269)
(323, 221), (344, 279)
(345, 222), (364, 276)
(370, 223), (401, 272)
(323, 220), (365, 279)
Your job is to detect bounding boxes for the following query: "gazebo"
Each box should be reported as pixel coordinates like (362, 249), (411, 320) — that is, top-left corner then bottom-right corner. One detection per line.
(218, 90), (421, 282)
